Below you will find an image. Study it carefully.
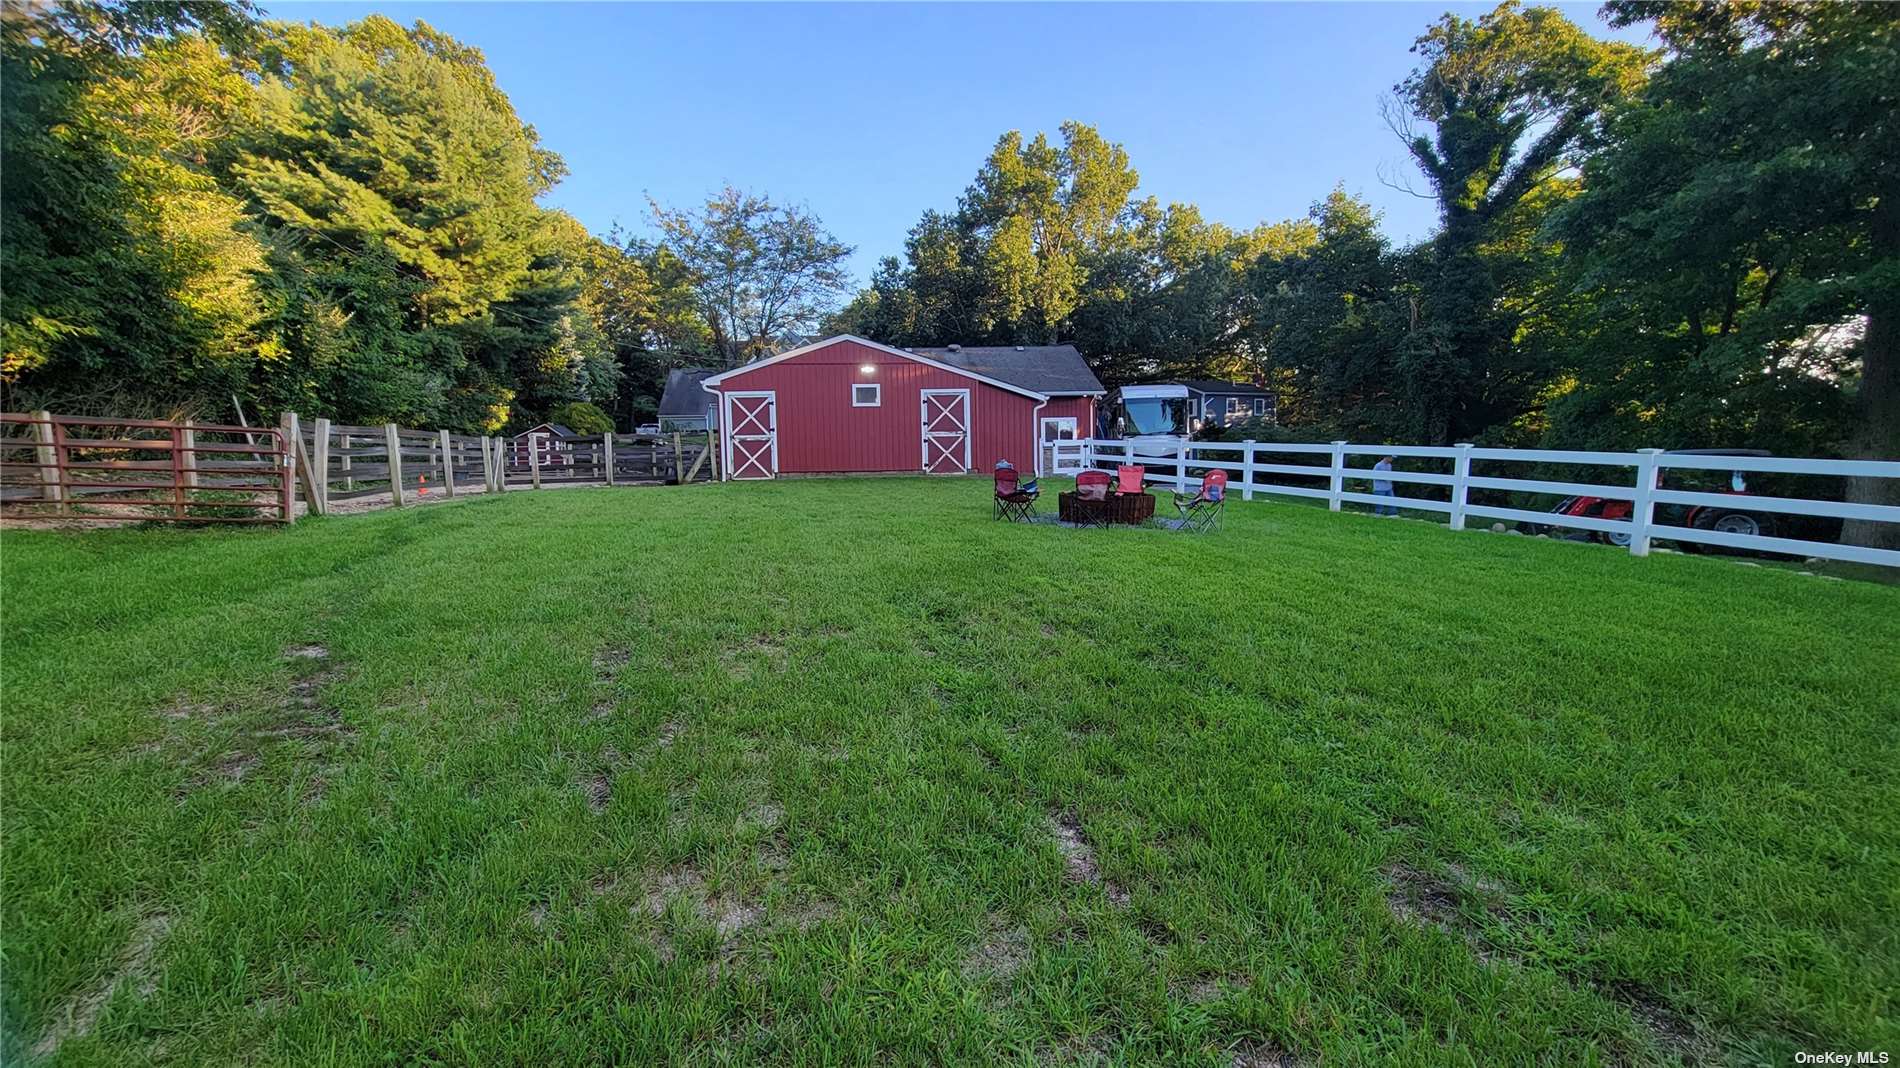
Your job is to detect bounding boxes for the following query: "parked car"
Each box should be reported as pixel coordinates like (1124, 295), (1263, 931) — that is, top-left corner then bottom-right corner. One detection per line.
(1520, 449), (1776, 554)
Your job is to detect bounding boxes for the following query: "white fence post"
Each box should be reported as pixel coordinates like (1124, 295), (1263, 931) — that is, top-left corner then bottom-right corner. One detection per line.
(1328, 441), (1347, 511)
(1175, 441), (1189, 492)
(479, 434), (494, 492)
(1449, 443), (1472, 531)
(1629, 448), (1663, 557)
(603, 431), (616, 486)
(1241, 440), (1256, 502)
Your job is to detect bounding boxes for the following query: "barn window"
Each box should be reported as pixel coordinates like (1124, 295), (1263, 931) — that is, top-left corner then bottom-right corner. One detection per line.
(852, 383), (881, 407)
(1252, 397), (1268, 414)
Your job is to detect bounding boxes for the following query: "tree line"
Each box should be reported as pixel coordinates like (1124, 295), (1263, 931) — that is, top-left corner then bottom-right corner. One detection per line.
(0, 1), (794, 434)
(3, 2), (1893, 542)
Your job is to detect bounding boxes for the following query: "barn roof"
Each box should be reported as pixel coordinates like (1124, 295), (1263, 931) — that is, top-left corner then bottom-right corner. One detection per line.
(512, 422), (574, 439)
(912, 345), (1105, 396)
(703, 336), (1051, 401)
(658, 368), (717, 416)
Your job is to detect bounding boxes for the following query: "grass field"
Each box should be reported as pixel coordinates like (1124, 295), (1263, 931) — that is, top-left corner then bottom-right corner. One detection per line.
(4, 478), (1897, 1066)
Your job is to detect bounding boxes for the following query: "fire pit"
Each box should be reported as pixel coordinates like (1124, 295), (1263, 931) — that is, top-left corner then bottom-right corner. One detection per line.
(1058, 490), (1156, 526)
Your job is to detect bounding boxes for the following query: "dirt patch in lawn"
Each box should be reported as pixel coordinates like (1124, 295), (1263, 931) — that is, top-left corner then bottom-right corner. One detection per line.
(1228, 1039), (1303, 1068)
(1381, 860), (1514, 966)
(260, 645), (351, 741)
(641, 864), (764, 939)
(1606, 979), (1706, 1061)
(721, 634), (787, 679)
(32, 912), (172, 1059)
(962, 916), (1032, 981)
(1173, 973), (1249, 1004)
(581, 747), (620, 813)
(1383, 861), (1467, 932)
(158, 698), (216, 721)
(590, 646), (629, 718)
(738, 801), (782, 833)
(653, 719), (680, 750)
(1051, 811), (1130, 907)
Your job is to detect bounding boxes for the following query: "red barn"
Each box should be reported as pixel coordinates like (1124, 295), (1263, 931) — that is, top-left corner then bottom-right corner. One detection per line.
(699, 336), (1103, 479)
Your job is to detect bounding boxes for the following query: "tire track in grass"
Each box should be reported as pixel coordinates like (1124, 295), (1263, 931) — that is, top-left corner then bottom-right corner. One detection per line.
(1051, 810), (1131, 907)
(1381, 858), (1710, 1061)
(30, 912), (171, 1059)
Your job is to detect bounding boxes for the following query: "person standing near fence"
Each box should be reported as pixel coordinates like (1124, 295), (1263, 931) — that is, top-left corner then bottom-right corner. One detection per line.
(1373, 454), (1398, 516)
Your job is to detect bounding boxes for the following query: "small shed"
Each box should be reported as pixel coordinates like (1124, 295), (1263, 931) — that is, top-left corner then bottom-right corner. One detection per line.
(657, 368), (718, 433)
(508, 422), (574, 467)
(698, 336), (1103, 480)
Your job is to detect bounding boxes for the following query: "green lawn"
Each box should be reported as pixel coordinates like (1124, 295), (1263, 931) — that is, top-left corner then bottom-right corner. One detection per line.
(4, 479), (1896, 1066)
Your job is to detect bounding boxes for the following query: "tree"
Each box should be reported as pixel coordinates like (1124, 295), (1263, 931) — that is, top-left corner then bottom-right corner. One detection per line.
(649, 187), (853, 366)
(544, 400), (613, 435)
(1385, 1), (1649, 442)
(1556, 2), (1900, 548)
(1, 2), (267, 411)
(1246, 189), (1409, 437)
(831, 122), (1276, 387)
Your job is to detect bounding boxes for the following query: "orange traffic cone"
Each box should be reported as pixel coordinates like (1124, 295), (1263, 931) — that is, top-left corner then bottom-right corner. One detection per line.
(419, 473), (428, 497)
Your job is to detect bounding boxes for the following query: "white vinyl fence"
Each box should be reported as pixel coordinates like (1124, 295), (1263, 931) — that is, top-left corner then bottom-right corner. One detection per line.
(1050, 438), (1900, 568)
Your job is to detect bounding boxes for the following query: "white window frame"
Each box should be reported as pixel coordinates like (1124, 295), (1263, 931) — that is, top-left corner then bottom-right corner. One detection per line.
(1227, 397), (1247, 416)
(851, 383), (881, 407)
(1252, 397), (1268, 414)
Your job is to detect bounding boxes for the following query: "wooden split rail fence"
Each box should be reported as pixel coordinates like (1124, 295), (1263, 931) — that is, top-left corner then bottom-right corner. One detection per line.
(292, 417), (717, 516)
(1, 410), (716, 524)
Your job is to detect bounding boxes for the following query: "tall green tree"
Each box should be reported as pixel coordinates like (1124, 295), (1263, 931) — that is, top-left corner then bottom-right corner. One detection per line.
(1, 1), (265, 411)
(649, 187), (853, 366)
(1555, 1), (1899, 547)
(1246, 189), (1408, 437)
(230, 15), (571, 426)
(581, 227), (713, 429)
(1387, 1), (1648, 442)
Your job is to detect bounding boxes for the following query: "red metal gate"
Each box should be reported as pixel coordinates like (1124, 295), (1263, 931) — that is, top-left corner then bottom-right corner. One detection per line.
(0, 412), (292, 523)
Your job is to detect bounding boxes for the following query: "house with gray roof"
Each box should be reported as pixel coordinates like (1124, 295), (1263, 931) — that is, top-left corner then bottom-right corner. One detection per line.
(657, 368), (719, 433)
(1173, 378), (1277, 431)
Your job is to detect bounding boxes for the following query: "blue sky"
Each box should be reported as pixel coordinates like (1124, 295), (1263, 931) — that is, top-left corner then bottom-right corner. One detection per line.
(264, 2), (1649, 286)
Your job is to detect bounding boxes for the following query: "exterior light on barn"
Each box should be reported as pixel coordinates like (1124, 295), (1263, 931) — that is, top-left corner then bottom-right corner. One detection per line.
(859, 364), (875, 374)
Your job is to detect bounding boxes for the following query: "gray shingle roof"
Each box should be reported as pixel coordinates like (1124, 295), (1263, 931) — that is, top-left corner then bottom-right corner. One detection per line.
(912, 345), (1104, 396)
(658, 368), (718, 417)
(1175, 379), (1274, 397)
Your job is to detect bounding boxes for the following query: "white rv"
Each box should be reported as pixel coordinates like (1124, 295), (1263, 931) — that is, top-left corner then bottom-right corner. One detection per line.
(1102, 383), (1192, 459)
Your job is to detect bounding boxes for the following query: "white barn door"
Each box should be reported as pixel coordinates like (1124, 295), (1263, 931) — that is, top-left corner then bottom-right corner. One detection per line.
(920, 389), (971, 474)
(723, 391), (777, 480)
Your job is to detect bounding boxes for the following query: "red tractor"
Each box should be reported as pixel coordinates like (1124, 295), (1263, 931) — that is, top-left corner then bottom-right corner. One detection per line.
(1520, 449), (1776, 553)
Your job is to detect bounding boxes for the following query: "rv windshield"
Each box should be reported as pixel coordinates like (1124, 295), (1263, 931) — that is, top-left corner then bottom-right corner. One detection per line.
(1120, 397), (1187, 436)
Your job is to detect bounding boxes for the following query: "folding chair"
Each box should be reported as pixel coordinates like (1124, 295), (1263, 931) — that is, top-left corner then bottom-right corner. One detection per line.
(1173, 470), (1227, 533)
(1073, 470), (1112, 527)
(993, 464), (1039, 522)
(1116, 464), (1146, 495)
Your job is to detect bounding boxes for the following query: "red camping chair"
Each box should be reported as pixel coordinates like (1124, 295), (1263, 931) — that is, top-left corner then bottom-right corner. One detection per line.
(1117, 465), (1146, 495)
(1173, 470), (1227, 533)
(1073, 469), (1112, 527)
(994, 465), (1039, 522)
